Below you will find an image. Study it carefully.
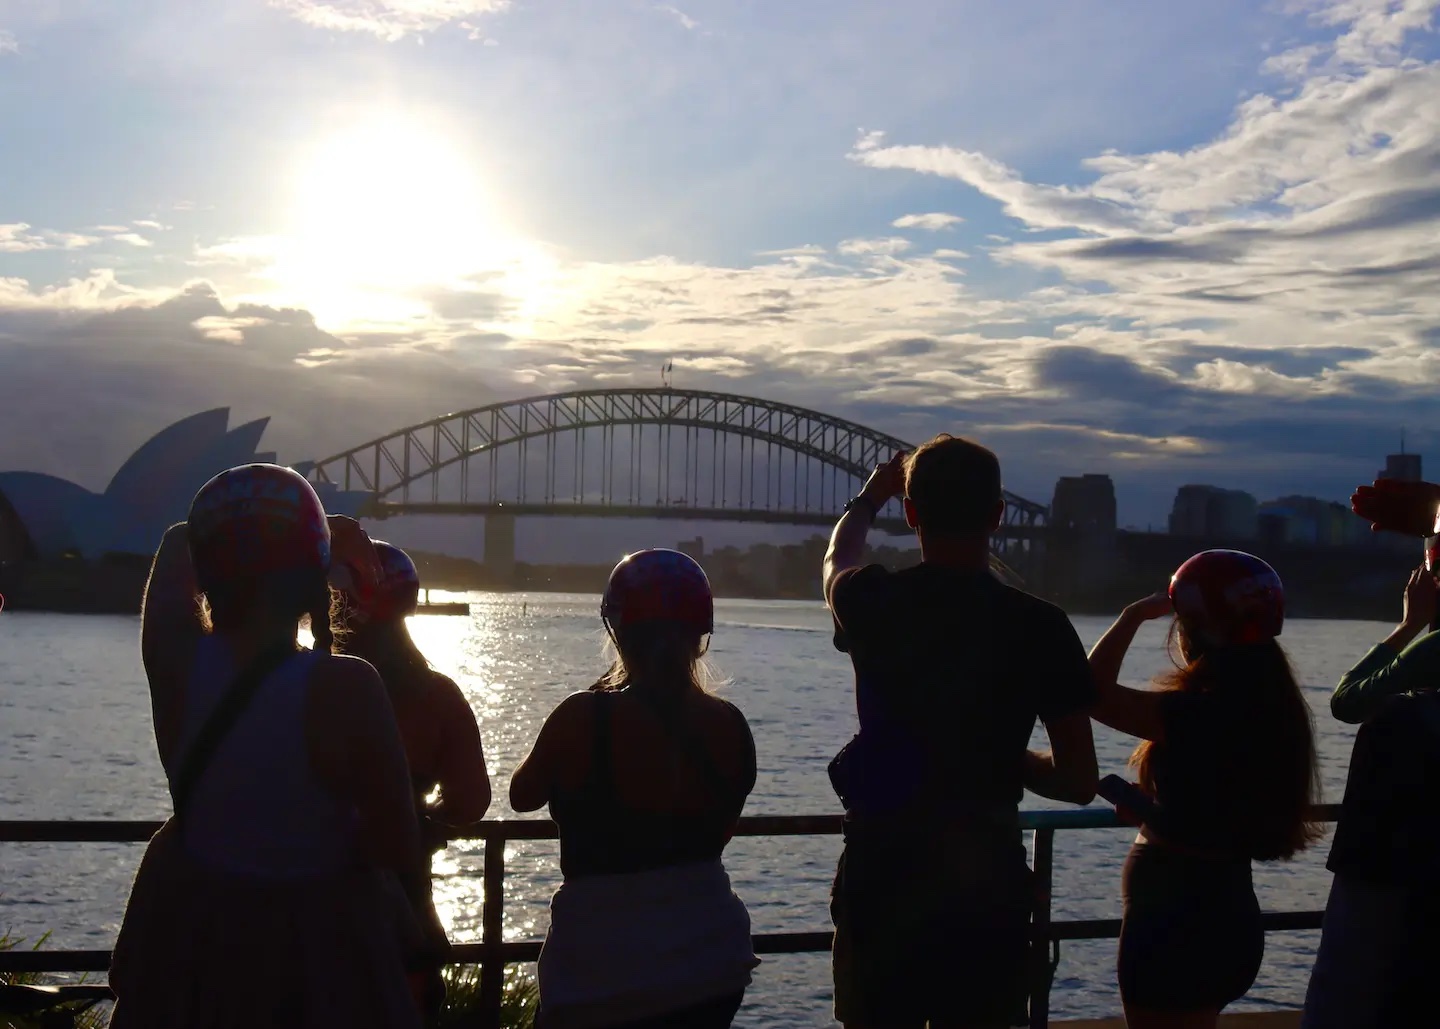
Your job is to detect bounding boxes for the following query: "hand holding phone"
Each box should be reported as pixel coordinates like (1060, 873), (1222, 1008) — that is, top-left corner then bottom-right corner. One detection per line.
(1098, 774), (1158, 828)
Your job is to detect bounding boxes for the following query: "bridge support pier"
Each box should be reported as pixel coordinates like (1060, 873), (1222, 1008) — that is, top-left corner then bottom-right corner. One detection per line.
(485, 514), (516, 587)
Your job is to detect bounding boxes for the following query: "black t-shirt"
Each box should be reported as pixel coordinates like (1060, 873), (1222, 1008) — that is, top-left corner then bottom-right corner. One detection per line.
(1327, 692), (1440, 886)
(829, 563), (1096, 820)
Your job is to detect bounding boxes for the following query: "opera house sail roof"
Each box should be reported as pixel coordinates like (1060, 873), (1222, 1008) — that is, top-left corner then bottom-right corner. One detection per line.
(0, 408), (373, 563)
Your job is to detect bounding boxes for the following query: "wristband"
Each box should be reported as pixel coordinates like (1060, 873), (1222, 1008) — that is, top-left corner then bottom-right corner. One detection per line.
(843, 494), (879, 523)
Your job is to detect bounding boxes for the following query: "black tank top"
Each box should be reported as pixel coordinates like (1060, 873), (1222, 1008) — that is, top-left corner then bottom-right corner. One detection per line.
(549, 691), (752, 878)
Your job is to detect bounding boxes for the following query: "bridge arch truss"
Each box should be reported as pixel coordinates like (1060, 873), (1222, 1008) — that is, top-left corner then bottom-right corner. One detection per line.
(308, 388), (1048, 542)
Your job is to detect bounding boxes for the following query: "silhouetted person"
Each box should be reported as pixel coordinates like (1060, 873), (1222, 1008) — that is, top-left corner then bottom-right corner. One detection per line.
(1301, 481), (1440, 1029)
(1089, 551), (1321, 1029)
(336, 540), (491, 1019)
(823, 435), (1098, 1029)
(110, 465), (443, 1029)
(511, 549), (758, 1029)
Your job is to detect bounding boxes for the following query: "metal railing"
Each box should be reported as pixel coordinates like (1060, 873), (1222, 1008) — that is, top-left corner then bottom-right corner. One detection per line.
(0, 806), (1341, 1028)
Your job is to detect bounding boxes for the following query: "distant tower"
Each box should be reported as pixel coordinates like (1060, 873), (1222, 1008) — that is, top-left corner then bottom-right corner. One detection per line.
(1379, 432), (1421, 482)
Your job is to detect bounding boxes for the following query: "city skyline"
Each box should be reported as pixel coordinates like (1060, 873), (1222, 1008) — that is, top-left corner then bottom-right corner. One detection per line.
(3, 1), (1440, 532)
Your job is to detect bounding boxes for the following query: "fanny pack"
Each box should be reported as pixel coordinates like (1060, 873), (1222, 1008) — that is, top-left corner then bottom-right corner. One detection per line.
(828, 732), (925, 813)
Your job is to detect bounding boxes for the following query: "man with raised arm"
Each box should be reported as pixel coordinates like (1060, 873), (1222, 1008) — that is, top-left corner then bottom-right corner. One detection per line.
(823, 434), (1098, 1029)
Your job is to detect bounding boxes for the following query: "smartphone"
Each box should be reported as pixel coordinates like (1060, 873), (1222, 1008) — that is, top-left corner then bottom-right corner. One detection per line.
(1097, 774), (1159, 823)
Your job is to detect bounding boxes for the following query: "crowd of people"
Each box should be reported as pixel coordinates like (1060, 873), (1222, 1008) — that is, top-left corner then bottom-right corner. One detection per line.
(90, 440), (1440, 1029)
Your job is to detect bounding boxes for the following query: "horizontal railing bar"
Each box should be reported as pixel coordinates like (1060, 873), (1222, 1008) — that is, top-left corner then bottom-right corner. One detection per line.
(0, 806), (1344, 844)
(0, 907), (1332, 976)
(1048, 910), (1324, 943)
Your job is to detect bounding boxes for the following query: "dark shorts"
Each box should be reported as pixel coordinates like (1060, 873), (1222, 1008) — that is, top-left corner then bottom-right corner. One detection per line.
(1118, 842), (1262, 1013)
(830, 824), (1033, 1027)
(604, 991), (745, 1029)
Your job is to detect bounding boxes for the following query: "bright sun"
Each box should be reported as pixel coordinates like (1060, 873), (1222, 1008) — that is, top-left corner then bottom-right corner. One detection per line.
(275, 113), (529, 326)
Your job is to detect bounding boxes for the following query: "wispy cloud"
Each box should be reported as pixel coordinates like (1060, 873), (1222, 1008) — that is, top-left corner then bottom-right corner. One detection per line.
(892, 212), (964, 231)
(269, 0), (511, 41)
(656, 4), (700, 31)
(836, 236), (913, 256)
(0, 223), (100, 253)
(0, 30), (17, 55)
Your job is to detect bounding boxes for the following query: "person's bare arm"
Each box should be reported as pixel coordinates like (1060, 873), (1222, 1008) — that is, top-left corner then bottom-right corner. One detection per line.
(510, 693), (587, 813)
(1024, 710), (1098, 805)
(1022, 606), (1101, 805)
(427, 675), (492, 826)
(1087, 595), (1172, 742)
(140, 523), (205, 762)
(823, 451), (906, 606)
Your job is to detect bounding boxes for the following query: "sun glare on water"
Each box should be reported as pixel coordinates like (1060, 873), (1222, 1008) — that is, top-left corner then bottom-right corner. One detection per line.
(272, 112), (553, 329)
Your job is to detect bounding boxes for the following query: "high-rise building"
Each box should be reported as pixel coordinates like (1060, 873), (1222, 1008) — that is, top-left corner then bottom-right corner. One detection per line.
(1169, 485), (1258, 539)
(1259, 495), (1363, 546)
(1051, 474), (1117, 535)
(1379, 452), (1422, 482)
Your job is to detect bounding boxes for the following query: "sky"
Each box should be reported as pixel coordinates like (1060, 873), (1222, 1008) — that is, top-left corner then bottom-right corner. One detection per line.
(3, 0), (1440, 545)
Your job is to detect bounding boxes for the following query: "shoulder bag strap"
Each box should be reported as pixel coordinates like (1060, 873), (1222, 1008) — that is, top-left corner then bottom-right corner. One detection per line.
(169, 642), (299, 822)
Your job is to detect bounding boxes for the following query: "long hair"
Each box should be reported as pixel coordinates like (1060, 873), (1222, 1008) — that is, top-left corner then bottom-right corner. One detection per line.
(591, 621), (711, 700)
(343, 616), (432, 694)
(1131, 622), (1323, 861)
(200, 568), (345, 655)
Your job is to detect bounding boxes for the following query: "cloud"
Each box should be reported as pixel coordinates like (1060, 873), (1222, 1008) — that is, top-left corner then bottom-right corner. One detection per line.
(836, 236), (913, 256)
(0, 279), (510, 488)
(8, 0), (1440, 526)
(891, 212), (964, 231)
(1, 223), (101, 253)
(851, 132), (1164, 235)
(656, 5), (700, 31)
(0, 30), (16, 55)
(845, 0), (1440, 442)
(268, 0), (511, 41)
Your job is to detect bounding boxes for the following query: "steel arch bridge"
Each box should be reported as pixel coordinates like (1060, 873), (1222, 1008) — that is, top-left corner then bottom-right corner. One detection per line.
(307, 388), (1049, 545)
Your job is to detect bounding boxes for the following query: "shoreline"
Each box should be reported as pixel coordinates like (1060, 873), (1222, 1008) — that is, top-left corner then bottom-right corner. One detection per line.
(0, 544), (1413, 622)
(0, 579), (1402, 623)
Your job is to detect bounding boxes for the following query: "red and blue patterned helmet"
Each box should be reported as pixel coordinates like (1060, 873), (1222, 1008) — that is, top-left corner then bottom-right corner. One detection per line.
(343, 540), (420, 623)
(188, 464), (330, 593)
(601, 549), (713, 634)
(1169, 549), (1284, 648)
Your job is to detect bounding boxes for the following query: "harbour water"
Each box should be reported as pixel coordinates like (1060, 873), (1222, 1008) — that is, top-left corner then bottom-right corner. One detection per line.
(0, 594), (1391, 1024)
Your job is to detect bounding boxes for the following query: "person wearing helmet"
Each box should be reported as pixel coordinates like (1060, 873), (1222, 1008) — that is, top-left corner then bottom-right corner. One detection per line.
(510, 549), (758, 1029)
(336, 540), (491, 1018)
(1300, 491), (1440, 1029)
(108, 464), (443, 1029)
(1088, 550), (1321, 1029)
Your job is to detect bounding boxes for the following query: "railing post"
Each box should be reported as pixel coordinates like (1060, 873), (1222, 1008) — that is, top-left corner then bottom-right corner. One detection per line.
(1030, 827), (1055, 1029)
(479, 834), (506, 1029)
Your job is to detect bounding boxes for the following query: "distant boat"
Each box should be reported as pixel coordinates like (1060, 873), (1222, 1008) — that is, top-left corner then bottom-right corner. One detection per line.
(417, 589), (470, 616)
